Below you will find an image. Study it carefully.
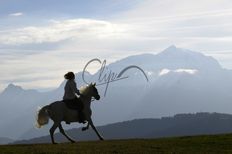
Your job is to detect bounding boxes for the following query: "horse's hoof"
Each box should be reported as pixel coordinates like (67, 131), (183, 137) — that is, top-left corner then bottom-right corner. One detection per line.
(100, 137), (104, 141)
(52, 142), (58, 144)
(71, 140), (76, 143)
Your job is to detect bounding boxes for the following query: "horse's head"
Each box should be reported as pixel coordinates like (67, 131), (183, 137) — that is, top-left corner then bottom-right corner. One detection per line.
(80, 83), (100, 100)
(89, 83), (100, 100)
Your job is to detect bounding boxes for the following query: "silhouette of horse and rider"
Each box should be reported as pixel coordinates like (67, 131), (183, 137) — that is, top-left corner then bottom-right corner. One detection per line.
(36, 72), (104, 144)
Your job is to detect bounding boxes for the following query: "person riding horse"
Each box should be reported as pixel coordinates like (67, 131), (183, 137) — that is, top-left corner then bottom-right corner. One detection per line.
(63, 71), (85, 123)
(36, 81), (103, 144)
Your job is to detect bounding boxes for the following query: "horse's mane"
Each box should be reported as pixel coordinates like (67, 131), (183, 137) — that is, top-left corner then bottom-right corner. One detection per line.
(79, 85), (91, 95)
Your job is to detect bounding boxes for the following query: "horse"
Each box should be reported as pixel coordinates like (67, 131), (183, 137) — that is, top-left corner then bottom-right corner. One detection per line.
(36, 83), (104, 144)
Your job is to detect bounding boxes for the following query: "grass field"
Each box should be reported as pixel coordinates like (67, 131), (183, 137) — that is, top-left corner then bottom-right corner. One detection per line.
(1, 134), (232, 154)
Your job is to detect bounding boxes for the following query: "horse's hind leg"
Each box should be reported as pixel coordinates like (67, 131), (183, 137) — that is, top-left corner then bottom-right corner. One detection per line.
(59, 124), (76, 143)
(50, 122), (59, 144)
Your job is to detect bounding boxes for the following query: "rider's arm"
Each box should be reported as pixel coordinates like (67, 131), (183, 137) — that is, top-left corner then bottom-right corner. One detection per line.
(70, 80), (81, 95)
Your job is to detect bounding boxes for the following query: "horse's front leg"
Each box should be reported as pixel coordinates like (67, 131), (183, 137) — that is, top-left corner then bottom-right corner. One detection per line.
(88, 118), (104, 140)
(82, 122), (90, 131)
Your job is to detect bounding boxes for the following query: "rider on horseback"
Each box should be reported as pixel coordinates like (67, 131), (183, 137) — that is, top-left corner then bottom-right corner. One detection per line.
(63, 71), (86, 123)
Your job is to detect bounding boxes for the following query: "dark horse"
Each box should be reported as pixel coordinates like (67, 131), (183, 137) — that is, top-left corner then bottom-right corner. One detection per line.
(36, 83), (104, 144)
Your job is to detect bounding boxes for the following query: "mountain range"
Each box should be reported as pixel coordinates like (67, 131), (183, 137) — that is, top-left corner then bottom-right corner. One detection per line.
(1, 45), (232, 141)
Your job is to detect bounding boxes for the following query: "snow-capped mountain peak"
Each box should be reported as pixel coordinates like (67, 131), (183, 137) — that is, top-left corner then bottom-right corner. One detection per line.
(155, 46), (221, 70)
(158, 68), (198, 76)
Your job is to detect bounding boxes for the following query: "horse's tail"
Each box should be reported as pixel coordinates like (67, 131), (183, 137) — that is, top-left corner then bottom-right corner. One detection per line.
(35, 105), (50, 128)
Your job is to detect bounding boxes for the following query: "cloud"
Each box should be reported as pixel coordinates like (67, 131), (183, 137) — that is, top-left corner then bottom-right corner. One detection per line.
(111, 0), (232, 59)
(0, 18), (134, 92)
(9, 12), (23, 17)
(0, 19), (128, 45)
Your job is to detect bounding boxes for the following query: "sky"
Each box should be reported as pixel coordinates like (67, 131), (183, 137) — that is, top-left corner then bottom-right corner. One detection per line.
(1, 0), (232, 92)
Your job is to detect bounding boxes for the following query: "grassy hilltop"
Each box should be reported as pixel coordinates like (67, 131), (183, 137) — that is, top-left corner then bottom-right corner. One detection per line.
(1, 134), (232, 154)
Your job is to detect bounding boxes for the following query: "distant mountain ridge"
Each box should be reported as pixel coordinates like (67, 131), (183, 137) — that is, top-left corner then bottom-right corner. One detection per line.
(1, 45), (232, 141)
(109, 45), (221, 72)
(12, 112), (232, 144)
(0, 137), (14, 145)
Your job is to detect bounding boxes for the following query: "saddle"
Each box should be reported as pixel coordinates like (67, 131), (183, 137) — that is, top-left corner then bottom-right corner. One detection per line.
(63, 97), (83, 110)
(63, 97), (86, 124)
